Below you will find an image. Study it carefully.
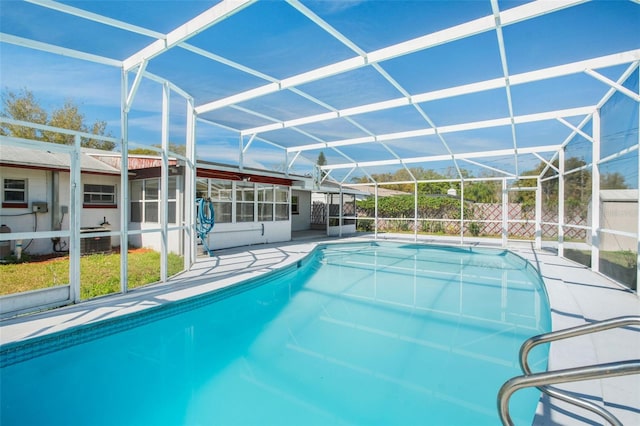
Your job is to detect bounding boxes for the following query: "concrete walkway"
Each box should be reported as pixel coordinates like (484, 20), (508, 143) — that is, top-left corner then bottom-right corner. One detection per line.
(516, 246), (640, 426)
(1, 236), (638, 425)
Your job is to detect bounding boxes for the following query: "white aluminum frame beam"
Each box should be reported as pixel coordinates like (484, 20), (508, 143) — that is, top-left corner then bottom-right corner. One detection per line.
(286, 106), (594, 153)
(21, 0), (371, 165)
(287, 0), (449, 181)
(160, 82), (170, 283)
(538, 61), (639, 178)
(459, 157), (516, 177)
(585, 68), (640, 102)
(556, 117), (594, 143)
(323, 145), (561, 171)
(240, 50), (639, 137)
(124, 61), (148, 113)
(119, 69), (129, 294)
(0, 117), (120, 143)
(491, 0), (519, 176)
(185, 98), (197, 268)
(0, 33), (121, 67)
(123, 0), (256, 71)
(196, 0), (589, 115)
(591, 109), (601, 271)
(25, 0), (165, 39)
(196, 117), (286, 151)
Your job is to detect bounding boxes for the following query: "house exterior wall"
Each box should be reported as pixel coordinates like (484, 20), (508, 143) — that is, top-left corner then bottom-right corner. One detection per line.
(1, 167), (51, 255)
(78, 173), (121, 249)
(0, 166), (121, 256)
(206, 220), (291, 251)
(291, 190), (311, 231)
(128, 224), (183, 255)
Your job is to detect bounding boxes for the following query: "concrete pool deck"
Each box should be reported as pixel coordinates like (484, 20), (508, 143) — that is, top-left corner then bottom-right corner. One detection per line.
(1, 236), (638, 425)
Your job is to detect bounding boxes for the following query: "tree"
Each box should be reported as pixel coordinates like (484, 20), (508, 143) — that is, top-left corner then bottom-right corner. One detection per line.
(317, 151), (327, 179)
(465, 181), (500, 203)
(1, 88), (114, 150)
(0, 89), (47, 140)
(601, 172), (628, 190)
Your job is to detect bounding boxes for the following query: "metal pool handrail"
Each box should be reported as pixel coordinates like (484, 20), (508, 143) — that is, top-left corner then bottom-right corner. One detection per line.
(498, 316), (640, 426)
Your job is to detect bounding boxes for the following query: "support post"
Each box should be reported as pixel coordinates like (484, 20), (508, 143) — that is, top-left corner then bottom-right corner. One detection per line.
(185, 98), (197, 268)
(160, 82), (169, 283)
(414, 181), (418, 242)
(460, 180), (465, 245)
(120, 68), (129, 294)
(374, 183), (378, 240)
(239, 135), (244, 171)
(70, 135), (82, 302)
(535, 177), (542, 250)
(502, 178), (508, 248)
(558, 148), (565, 258)
(339, 189), (343, 238)
(591, 109), (601, 272)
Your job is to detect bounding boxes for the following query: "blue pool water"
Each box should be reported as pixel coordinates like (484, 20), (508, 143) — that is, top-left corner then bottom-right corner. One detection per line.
(1, 243), (550, 425)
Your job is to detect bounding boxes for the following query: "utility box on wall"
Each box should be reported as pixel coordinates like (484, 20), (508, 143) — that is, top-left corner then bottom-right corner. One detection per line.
(32, 202), (48, 213)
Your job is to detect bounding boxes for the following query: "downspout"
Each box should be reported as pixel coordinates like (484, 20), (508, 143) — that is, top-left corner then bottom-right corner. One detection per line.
(51, 171), (68, 252)
(51, 171), (60, 231)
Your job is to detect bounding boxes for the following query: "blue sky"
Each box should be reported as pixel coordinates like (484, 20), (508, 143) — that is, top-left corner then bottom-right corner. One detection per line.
(1, 0), (639, 181)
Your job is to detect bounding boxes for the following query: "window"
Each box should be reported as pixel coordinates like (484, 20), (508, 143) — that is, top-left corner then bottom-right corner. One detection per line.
(291, 195), (299, 215)
(257, 185), (274, 221)
(130, 177), (178, 224)
(3, 179), (27, 207)
(275, 186), (289, 221)
(196, 178), (209, 200)
(236, 182), (254, 222)
(84, 184), (116, 206)
(209, 180), (232, 223)
(196, 178), (291, 224)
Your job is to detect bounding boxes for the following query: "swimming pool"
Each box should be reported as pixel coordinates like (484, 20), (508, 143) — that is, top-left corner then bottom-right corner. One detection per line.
(1, 242), (550, 425)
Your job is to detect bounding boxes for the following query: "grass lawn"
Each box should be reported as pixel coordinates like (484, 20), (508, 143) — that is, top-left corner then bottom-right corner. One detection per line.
(0, 249), (184, 300)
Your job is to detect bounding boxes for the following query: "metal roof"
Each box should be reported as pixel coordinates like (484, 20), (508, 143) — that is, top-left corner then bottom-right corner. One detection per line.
(1, 0), (638, 184)
(0, 145), (121, 175)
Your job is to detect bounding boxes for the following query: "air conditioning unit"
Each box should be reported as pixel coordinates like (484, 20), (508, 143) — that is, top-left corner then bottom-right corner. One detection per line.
(80, 227), (111, 254)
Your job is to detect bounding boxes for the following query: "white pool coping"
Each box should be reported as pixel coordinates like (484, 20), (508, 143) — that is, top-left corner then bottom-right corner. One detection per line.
(1, 236), (638, 425)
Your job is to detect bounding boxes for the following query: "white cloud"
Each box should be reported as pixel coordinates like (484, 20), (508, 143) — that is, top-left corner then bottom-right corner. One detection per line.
(308, 0), (366, 15)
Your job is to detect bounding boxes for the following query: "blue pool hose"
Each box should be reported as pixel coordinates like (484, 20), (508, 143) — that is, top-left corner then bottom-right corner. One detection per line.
(196, 198), (215, 256)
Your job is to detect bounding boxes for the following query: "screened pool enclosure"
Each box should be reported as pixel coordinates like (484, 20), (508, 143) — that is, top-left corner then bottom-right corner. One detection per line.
(0, 0), (638, 314)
